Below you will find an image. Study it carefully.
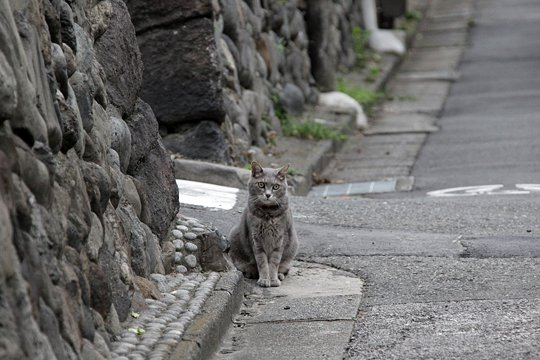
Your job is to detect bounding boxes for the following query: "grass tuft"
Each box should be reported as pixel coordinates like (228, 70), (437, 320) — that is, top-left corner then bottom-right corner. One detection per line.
(281, 116), (347, 142)
(272, 93), (347, 142)
(336, 78), (384, 116)
(352, 26), (370, 67)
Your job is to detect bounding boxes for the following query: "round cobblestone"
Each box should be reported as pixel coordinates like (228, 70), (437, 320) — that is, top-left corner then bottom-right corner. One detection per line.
(129, 352), (146, 360)
(173, 239), (184, 251)
(161, 293), (177, 303)
(184, 242), (198, 252)
(184, 254), (197, 268)
(167, 329), (183, 337)
(111, 214), (226, 358)
(122, 336), (139, 345)
(171, 289), (190, 298)
(175, 265), (188, 273)
(183, 280), (198, 288)
(174, 252), (183, 264)
(176, 225), (189, 232)
(136, 344), (151, 353)
(160, 338), (178, 347)
(152, 317), (167, 325)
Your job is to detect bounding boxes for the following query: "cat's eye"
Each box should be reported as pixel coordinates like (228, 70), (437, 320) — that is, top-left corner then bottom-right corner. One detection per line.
(272, 184), (280, 190)
(257, 182), (265, 188)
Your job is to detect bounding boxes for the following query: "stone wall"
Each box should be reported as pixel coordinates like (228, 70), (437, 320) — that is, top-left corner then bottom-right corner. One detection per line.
(128, 0), (364, 165)
(0, 0), (178, 358)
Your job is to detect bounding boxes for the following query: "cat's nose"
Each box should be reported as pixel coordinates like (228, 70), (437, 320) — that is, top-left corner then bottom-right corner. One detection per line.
(265, 193), (271, 199)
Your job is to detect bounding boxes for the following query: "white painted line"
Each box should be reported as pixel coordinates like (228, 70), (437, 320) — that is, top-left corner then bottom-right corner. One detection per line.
(516, 184), (540, 192)
(427, 184), (540, 197)
(346, 183), (352, 195)
(176, 179), (238, 210)
(368, 182), (375, 193)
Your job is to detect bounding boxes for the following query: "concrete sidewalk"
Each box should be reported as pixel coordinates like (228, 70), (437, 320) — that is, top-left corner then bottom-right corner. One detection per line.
(315, 0), (474, 197)
(213, 262), (363, 360)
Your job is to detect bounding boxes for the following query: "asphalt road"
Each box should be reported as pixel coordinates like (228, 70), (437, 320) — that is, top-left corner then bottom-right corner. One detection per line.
(183, 0), (540, 358)
(412, 0), (540, 193)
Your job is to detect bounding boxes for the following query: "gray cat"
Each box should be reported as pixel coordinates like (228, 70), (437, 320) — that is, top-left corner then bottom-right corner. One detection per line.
(229, 161), (299, 287)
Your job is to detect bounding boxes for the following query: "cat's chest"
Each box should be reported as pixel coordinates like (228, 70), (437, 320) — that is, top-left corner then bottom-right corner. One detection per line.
(250, 217), (284, 241)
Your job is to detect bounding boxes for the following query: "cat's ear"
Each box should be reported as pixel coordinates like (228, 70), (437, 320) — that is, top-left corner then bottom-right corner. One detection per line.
(276, 164), (289, 181)
(251, 161), (264, 178)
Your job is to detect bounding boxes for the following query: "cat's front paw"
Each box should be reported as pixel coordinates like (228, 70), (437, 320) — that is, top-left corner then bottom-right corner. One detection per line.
(257, 278), (271, 287)
(270, 278), (281, 287)
(278, 273), (285, 281)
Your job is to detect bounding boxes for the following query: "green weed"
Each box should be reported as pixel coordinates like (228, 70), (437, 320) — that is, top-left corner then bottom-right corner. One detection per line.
(336, 78), (384, 115)
(287, 167), (300, 176)
(399, 9), (421, 33)
(352, 26), (370, 67)
(281, 115), (347, 142)
(271, 93), (346, 142)
(405, 10), (421, 21)
(365, 64), (382, 82)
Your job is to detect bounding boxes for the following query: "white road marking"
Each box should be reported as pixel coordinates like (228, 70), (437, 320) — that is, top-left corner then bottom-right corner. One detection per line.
(427, 184), (540, 197)
(516, 184), (540, 192)
(176, 179), (238, 210)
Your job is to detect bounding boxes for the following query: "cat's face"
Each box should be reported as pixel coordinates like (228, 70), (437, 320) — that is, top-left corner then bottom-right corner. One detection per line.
(248, 161), (289, 208)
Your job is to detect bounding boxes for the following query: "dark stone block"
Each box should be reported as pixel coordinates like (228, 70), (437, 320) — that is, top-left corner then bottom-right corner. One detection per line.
(59, 1), (77, 53)
(80, 306), (96, 342)
(69, 72), (94, 132)
(94, 0), (143, 117)
(162, 120), (230, 164)
(55, 152), (92, 252)
(138, 17), (224, 125)
(306, 0), (336, 91)
(88, 262), (112, 320)
(126, 99), (178, 240)
(97, 250), (130, 322)
(57, 94), (81, 153)
(197, 231), (235, 272)
(82, 162), (111, 218)
(39, 300), (68, 360)
(126, 0), (213, 34)
(43, 0), (62, 45)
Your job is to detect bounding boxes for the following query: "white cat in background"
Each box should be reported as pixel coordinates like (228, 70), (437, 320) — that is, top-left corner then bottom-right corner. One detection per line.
(362, 0), (405, 55)
(318, 91), (368, 130)
(318, 0), (407, 130)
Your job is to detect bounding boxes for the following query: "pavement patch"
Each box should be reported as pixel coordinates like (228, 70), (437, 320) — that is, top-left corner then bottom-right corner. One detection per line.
(219, 321), (354, 360)
(348, 298), (540, 359)
(296, 226), (463, 258)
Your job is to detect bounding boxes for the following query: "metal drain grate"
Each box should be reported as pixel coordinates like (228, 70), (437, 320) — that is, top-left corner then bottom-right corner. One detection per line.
(309, 179), (397, 197)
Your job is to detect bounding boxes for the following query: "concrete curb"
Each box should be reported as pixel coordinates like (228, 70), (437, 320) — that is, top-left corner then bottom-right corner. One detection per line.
(173, 158), (251, 189)
(169, 270), (245, 360)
